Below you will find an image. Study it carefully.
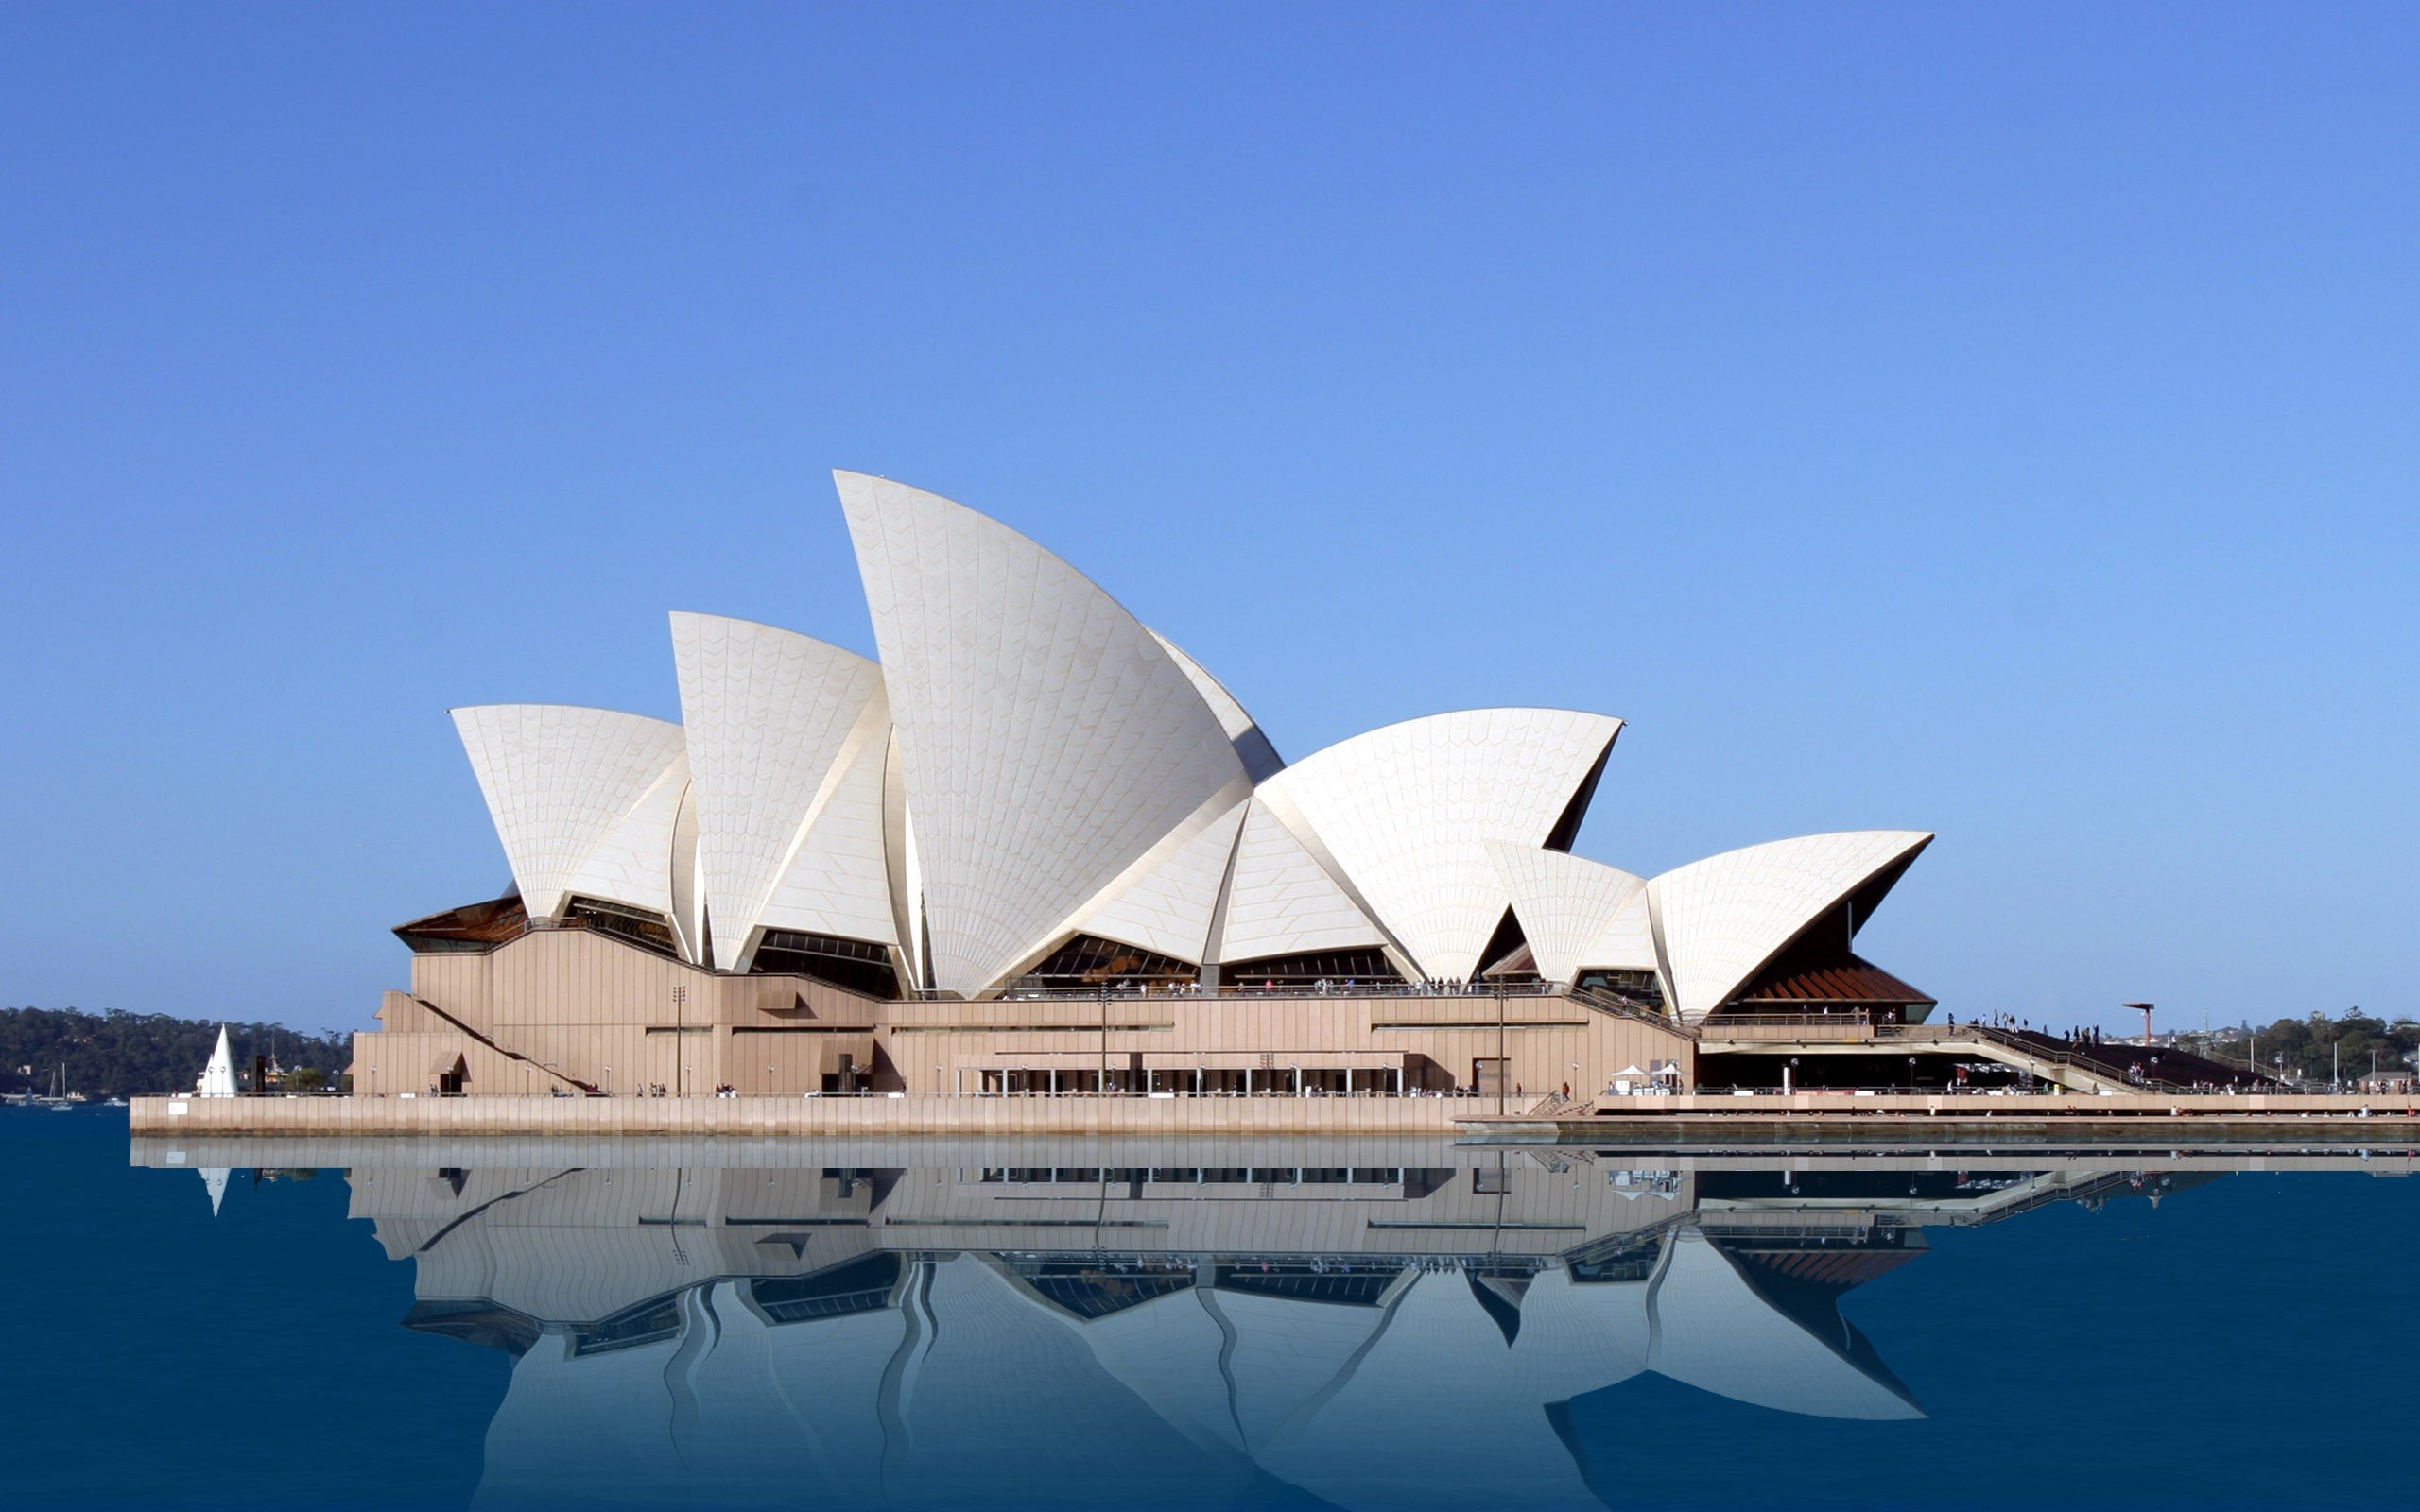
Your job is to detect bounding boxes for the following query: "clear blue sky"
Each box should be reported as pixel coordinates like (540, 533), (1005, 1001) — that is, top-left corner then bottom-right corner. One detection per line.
(2, 5), (2412, 1036)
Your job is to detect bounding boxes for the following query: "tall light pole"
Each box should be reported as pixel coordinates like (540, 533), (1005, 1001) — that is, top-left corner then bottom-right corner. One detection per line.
(1496, 981), (1508, 1116)
(671, 984), (688, 1096)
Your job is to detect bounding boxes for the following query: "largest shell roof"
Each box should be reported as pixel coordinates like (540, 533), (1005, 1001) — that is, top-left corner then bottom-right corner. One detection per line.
(444, 472), (1931, 1013)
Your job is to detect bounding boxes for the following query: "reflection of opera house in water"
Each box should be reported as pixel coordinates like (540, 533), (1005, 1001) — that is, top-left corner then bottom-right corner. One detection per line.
(288, 1142), (2202, 1509)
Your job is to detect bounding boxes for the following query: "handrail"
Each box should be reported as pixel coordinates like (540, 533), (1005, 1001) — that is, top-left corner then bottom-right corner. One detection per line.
(1962, 1024), (2239, 1094)
(904, 982), (1575, 1004)
(1962, 1023), (2129, 1084)
(1565, 985), (1696, 1038)
(1706, 1009), (1888, 1029)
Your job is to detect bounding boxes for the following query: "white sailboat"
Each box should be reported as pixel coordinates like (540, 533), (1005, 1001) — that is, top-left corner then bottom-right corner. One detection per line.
(197, 1026), (237, 1099)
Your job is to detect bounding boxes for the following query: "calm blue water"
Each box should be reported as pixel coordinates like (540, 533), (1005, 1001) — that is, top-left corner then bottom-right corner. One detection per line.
(8, 1108), (2418, 1510)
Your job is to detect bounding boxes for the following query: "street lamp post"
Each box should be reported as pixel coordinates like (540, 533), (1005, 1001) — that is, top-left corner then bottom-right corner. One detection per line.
(1496, 981), (1508, 1116)
(671, 984), (688, 1096)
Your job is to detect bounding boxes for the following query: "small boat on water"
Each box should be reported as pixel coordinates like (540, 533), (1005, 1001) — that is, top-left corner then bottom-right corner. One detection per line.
(102, 1096), (128, 1108)
(36, 1063), (78, 1111)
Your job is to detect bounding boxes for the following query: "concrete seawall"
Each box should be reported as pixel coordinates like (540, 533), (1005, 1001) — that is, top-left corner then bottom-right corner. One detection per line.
(130, 1092), (1468, 1137)
(130, 1089), (2420, 1142)
(1466, 1090), (2420, 1145)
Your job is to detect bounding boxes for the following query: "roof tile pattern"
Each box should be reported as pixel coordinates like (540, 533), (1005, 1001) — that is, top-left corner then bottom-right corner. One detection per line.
(755, 700), (899, 951)
(1257, 710), (1623, 982)
(1647, 830), (1932, 1022)
(450, 705), (689, 921)
(1079, 790), (1251, 965)
(1217, 799), (1391, 963)
(670, 612), (890, 968)
(563, 751), (690, 919)
(1587, 887), (1659, 976)
(1484, 844), (1649, 983)
(837, 472), (1249, 996)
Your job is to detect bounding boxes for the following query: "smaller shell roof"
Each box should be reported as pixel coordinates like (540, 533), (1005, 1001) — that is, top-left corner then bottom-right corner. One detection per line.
(1649, 831), (1933, 1022)
(1257, 708), (1623, 981)
(449, 704), (689, 923)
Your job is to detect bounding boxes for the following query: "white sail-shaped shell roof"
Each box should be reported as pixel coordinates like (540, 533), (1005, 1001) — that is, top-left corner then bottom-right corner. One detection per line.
(561, 749), (689, 921)
(1216, 798), (1392, 966)
(425, 472), (1938, 1008)
(838, 472), (1249, 995)
(1484, 844), (1650, 985)
(1648, 830), (1933, 1022)
(753, 713), (898, 953)
(670, 612), (891, 968)
(450, 704), (690, 921)
(1253, 709), (1622, 982)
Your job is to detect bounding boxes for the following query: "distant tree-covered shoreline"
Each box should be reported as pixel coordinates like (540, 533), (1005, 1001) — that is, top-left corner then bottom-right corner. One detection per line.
(2184, 1010), (2419, 1088)
(1, 1007), (350, 1099)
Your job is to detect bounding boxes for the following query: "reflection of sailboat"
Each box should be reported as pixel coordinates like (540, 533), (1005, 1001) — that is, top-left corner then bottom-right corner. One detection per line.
(199, 1167), (230, 1217)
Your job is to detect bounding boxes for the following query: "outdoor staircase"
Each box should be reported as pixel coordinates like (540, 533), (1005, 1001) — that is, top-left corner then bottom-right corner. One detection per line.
(411, 997), (599, 1096)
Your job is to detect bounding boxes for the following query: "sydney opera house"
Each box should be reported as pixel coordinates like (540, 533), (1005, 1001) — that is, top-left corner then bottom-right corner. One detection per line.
(353, 473), (1937, 1101)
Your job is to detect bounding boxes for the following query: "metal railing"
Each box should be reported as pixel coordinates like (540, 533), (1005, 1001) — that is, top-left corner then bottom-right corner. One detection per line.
(904, 981), (1575, 1005)
(1566, 985), (1693, 1035)
(1957, 1024), (2268, 1094)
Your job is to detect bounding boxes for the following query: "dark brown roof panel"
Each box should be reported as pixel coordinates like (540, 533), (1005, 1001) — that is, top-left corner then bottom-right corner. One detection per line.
(1736, 953), (1935, 1006)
